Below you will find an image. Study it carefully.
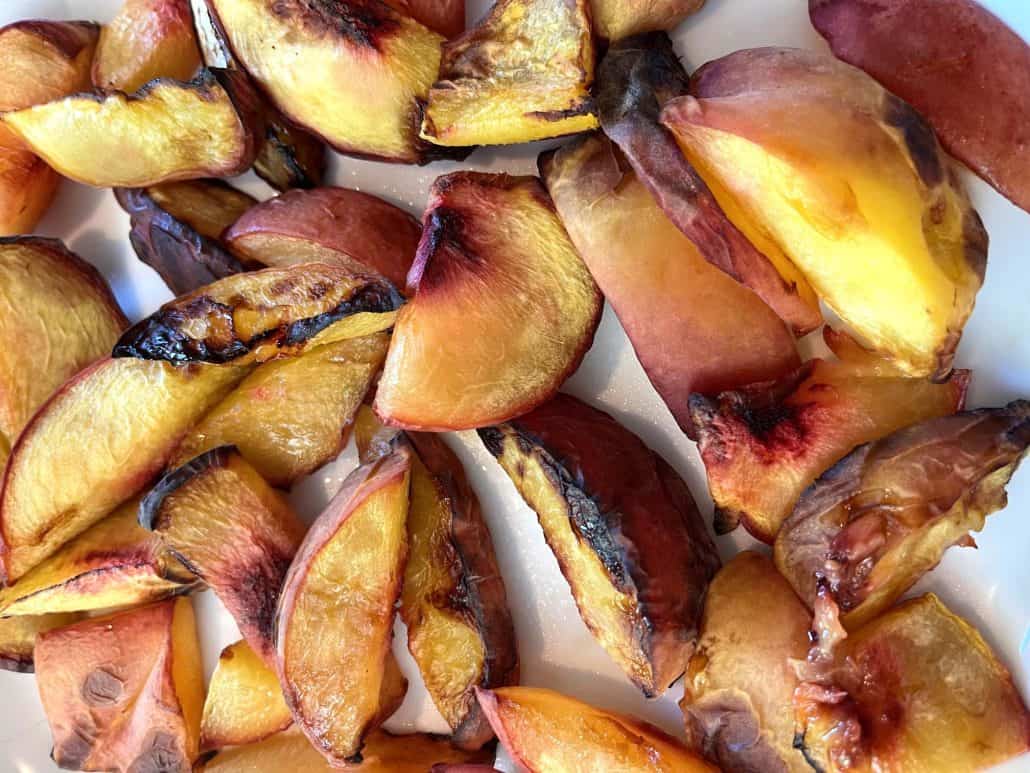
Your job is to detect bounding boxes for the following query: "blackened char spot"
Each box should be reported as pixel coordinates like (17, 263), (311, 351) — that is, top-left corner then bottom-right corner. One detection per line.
(280, 281), (402, 346)
(127, 730), (189, 773)
(739, 401), (798, 440)
(112, 298), (247, 364)
(883, 93), (943, 187)
(54, 722), (97, 770)
(794, 730), (827, 773)
(82, 667), (125, 706)
(527, 99), (596, 123)
(269, 0), (399, 50)
(477, 427), (506, 457)
(237, 551), (294, 647)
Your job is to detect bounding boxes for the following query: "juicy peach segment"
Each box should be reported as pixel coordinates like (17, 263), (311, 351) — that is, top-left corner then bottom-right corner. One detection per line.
(662, 47), (988, 377)
(276, 449), (412, 762)
(591, 0), (704, 40)
(0, 357), (244, 583)
(141, 448), (306, 665)
(224, 187), (422, 288)
(0, 237), (127, 456)
(478, 687), (717, 772)
(35, 597), (204, 771)
(775, 401), (1030, 629)
(796, 594), (1030, 772)
(375, 173), (601, 431)
(420, 0), (597, 146)
(0, 612), (82, 673)
(690, 353), (967, 543)
(114, 263), (402, 365)
(596, 33), (821, 335)
(542, 134), (799, 435)
(2, 68), (262, 187)
(0, 498), (195, 617)
(681, 552), (811, 773)
(201, 640), (292, 750)
(172, 334), (388, 486)
(479, 394), (720, 696)
(93, 0), (202, 92)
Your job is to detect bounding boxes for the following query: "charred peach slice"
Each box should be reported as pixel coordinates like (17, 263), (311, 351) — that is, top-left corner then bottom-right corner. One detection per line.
(596, 33), (821, 335)
(479, 394), (720, 696)
(542, 133), (799, 435)
(224, 187), (422, 288)
(2, 68), (262, 187)
(0, 498), (195, 617)
(796, 594), (1030, 772)
(775, 402), (1030, 630)
(662, 47), (987, 377)
(375, 173), (601, 431)
(114, 263), (402, 365)
(35, 597), (203, 771)
(253, 118), (326, 191)
(0, 357), (244, 583)
(690, 355), (967, 543)
(93, 0), (202, 92)
(141, 448), (306, 666)
(681, 552), (811, 773)
(0, 612), (82, 673)
(420, 0), (596, 146)
(276, 449), (412, 762)
(201, 639), (292, 750)
(591, 0), (704, 41)
(0, 237), (127, 454)
(386, 0), (465, 38)
(478, 687), (717, 771)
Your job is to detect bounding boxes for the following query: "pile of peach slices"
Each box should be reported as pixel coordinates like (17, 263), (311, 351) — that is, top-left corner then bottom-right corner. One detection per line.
(0, 0), (1028, 771)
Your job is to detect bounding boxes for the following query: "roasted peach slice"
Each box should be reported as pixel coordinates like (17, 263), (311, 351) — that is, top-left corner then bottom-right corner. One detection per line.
(375, 173), (601, 431)
(478, 687), (717, 771)
(2, 68), (262, 187)
(662, 47), (988, 377)
(387, 0), (465, 38)
(690, 353), (968, 543)
(681, 552), (811, 773)
(776, 401), (1030, 630)
(201, 640), (292, 750)
(141, 448), (306, 665)
(93, 0), (202, 92)
(114, 263), (401, 365)
(420, 0), (597, 146)
(224, 187), (422, 288)
(542, 133), (799, 435)
(0, 237), (127, 456)
(592, 0), (704, 41)
(0, 357), (244, 583)
(0, 498), (195, 617)
(0, 612), (82, 673)
(596, 33), (821, 336)
(795, 593), (1030, 772)
(479, 394), (720, 696)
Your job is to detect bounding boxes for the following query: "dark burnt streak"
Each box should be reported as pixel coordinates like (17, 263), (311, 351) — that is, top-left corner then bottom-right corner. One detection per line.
(883, 93), (943, 187)
(269, 0), (399, 50)
(139, 446), (235, 532)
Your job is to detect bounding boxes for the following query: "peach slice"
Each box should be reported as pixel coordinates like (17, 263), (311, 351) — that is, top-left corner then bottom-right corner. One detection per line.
(386, 0), (465, 38)
(141, 448), (306, 666)
(374, 173), (601, 431)
(35, 597), (203, 771)
(0, 497), (195, 617)
(479, 394), (720, 696)
(541, 133), (799, 435)
(420, 0), (597, 146)
(477, 686), (717, 771)
(775, 401), (1030, 629)
(0, 357), (245, 583)
(661, 47), (988, 377)
(92, 0), (202, 93)
(224, 187), (422, 288)
(596, 33), (822, 335)
(113, 263), (402, 365)
(0, 612), (82, 673)
(591, 0), (704, 41)
(276, 448), (412, 762)
(2, 68), (263, 187)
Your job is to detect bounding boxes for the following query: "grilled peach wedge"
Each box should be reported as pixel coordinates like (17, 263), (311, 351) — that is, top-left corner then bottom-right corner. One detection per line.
(477, 687), (717, 772)
(776, 401), (1030, 630)
(420, 0), (597, 146)
(661, 47), (988, 377)
(0, 612), (82, 673)
(35, 597), (203, 772)
(0, 20), (97, 235)
(375, 173), (601, 431)
(542, 133), (799, 435)
(592, 0), (704, 41)
(141, 448), (306, 666)
(0, 357), (244, 583)
(479, 394), (720, 696)
(224, 187), (422, 288)
(276, 448), (412, 763)
(2, 68), (262, 187)
(93, 0), (202, 92)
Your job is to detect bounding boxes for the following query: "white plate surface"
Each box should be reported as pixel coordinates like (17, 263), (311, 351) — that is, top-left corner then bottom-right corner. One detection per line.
(1, 1), (1029, 771)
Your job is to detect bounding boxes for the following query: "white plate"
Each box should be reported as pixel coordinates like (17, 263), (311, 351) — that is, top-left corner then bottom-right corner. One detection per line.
(2, 1), (1029, 771)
